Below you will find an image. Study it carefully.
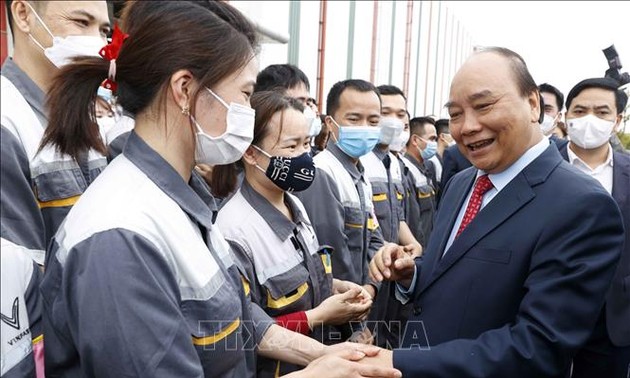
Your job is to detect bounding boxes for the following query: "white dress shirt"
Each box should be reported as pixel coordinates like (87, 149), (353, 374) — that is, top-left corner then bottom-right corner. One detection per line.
(567, 144), (613, 195)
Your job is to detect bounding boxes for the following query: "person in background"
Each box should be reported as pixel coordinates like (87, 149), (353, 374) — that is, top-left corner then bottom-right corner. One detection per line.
(552, 120), (568, 139)
(538, 83), (568, 148)
(254, 64), (322, 142)
(211, 63), (323, 202)
(367, 46), (624, 377)
(364, 85), (422, 253)
(312, 113), (331, 155)
(400, 116), (437, 244)
(1, 246), (44, 377)
(358, 84), (422, 349)
(38, 2), (399, 377)
(558, 77), (630, 378)
(441, 135), (473, 191)
(431, 118), (454, 188)
(1, 0), (110, 266)
(295, 79), (388, 343)
(215, 91), (374, 376)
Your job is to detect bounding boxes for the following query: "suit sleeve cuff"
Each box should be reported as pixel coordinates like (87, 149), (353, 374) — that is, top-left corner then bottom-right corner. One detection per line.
(395, 267), (417, 304)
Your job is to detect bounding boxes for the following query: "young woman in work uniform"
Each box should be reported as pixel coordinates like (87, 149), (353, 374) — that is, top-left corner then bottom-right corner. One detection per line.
(37, 2), (400, 378)
(215, 91), (374, 377)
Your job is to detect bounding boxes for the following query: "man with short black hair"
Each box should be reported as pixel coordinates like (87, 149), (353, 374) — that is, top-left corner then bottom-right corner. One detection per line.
(431, 118), (453, 187)
(401, 116), (438, 243)
(255, 63), (322, 143)
(559, 77), (630, 378)
(296, 80), (386, 338)
(255, 63), (318, 112)
(538, 83), (569, 149)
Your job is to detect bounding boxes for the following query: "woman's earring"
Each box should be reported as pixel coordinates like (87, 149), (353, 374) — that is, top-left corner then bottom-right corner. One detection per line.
(181, 105), (190, 116)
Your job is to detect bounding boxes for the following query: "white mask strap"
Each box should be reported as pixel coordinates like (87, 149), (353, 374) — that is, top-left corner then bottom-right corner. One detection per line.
(327, 116), (340, 143)
(206, 88), (230, 110)
(252, 144), (272, 159)
(25, 1), (55, 39)
(189, 114), (204, 134)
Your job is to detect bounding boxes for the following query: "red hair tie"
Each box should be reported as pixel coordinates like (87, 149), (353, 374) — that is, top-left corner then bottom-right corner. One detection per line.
(99, 24), (129, 92)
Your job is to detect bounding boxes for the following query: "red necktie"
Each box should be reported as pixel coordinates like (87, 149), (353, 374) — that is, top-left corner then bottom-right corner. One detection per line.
(456, 175), (494, 238)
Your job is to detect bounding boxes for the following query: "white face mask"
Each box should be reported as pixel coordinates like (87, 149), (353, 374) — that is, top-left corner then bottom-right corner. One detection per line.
(389, 130), (410, 152)
(26, 2), (104, 68)
(304, 106), (322, 137)
(540, 114), (557, 136)
(191, 88), (256, 165)
(567, 114), (615, 149)
(378, 117), (404, 145)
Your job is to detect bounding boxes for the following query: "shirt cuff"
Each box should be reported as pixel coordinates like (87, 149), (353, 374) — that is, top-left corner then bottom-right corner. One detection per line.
(394, 267), (417, 305)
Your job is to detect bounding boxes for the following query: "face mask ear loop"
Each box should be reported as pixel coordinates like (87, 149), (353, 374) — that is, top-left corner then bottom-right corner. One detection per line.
(25, 1), (55, 39)
(251, 144), (271, 174)
(328, 116), (340, 143)
(189, 113), (204, 134)
(206, 88), (230, 110)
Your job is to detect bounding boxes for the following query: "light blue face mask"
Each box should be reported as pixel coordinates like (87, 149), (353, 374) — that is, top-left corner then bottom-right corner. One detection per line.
(419, 140), (438, 160)
(330, 118), (381, 158)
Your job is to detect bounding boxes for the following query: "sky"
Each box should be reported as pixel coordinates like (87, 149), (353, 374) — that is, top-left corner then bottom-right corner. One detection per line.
(445, 1), (630, 100)
(232, 0), (630, 116)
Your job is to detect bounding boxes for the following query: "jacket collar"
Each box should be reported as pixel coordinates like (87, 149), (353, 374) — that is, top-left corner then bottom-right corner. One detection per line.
(1, 58), (47, 121)
(123, 131), (217, 230)
(240, 179), (309, 241)
(326, 141), (365, 184)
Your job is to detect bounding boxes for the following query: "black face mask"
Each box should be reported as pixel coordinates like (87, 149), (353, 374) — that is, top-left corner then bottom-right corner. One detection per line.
(253, 146), (316, 192)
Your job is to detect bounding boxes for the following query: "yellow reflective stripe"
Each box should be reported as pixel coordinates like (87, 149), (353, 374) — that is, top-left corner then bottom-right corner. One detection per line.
(418, 192), (433, 199)
(367, 217), (378, 231)
(37, 195), (81, 209)
(396, 192), (404, 201)
(267, 282), (309, 309)
(345, 223), (363, 229)
(275, 361), (281, 378)
(241, 276), (250, 296)
(192, 318), (240, 346)
(320, 254), (332, 274)
(372, 193), (387, 202)
(32, 334), (43, 344)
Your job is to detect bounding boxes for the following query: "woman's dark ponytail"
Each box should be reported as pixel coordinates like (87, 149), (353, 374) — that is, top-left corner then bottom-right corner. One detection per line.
(40, 57), (110, 160)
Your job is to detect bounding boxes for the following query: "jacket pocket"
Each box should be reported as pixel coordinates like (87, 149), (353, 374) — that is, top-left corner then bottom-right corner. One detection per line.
(32, 169), (86, 205)
(464, 248), (512, 264)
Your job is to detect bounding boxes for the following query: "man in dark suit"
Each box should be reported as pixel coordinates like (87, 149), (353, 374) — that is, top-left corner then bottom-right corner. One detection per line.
(364, 47), (625, 377)
(440, 142), (472, 191)
(558, 77), (629, 378)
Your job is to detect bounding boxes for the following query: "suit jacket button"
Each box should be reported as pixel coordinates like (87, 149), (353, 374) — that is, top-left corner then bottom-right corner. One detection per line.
(413, 306), (422, 315)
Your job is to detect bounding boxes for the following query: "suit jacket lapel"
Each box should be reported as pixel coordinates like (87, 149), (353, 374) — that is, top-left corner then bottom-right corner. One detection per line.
(420, 145), (562, 293)
(418, 170), (476, 291)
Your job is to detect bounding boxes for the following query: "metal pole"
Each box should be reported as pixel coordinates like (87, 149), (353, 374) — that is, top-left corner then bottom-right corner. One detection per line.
(388, 1), (397, 85)
(402, 1), (414, 97)
(431, 2), (442, 115)
(287, 1), (301, 65)
(447, 12), (456, 96)
(412, 1), (423, 116)
(316, 0), (328, 114)
(346, 1), (356, 79)
(369, 0), (379, 83)
(422, 1), (433, 115)
(455, 23), (461, 70)
(438, 6), (448, 115)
